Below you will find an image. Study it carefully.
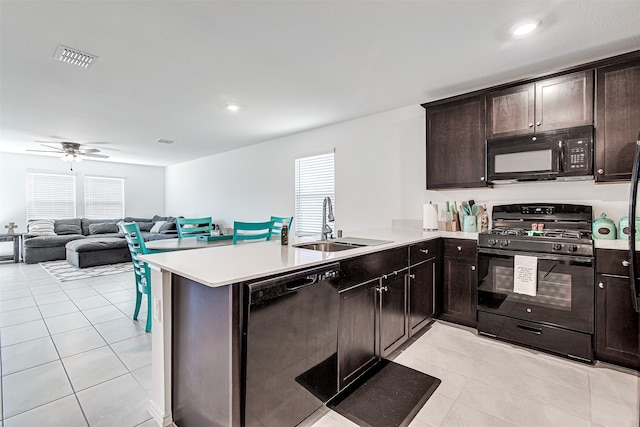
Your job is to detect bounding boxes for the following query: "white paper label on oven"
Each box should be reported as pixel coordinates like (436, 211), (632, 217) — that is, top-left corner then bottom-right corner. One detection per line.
(514, 255), (537, 297)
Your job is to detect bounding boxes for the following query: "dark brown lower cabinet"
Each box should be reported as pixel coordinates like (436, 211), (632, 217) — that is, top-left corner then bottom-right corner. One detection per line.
(337, 278), (379, 390)
(380, 271), (408, 357)
(595, 274), (640, 370)
(440, 239), (477, 327)
(408, 257), (437, 336)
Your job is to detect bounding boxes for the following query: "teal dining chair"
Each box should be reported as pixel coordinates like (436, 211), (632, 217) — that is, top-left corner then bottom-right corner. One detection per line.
(233, 220), (275, 244)
(176, 217), (213, 238)
(270, 216), (293, 236)
(119, 221), (161, 332)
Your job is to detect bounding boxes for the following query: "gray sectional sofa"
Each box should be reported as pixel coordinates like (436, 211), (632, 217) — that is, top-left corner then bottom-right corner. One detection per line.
(23, 215), (179, 267)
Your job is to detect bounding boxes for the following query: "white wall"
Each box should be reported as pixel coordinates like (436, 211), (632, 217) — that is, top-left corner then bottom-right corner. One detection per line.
(166, 104), (633, 236)
(0, 152), (166, 234)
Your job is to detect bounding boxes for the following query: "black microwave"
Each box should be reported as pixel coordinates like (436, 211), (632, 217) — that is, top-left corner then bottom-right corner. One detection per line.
(487, 126), (594, 183)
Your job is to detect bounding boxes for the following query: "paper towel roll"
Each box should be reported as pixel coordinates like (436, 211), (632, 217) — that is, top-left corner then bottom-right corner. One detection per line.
(423, 204), (439, 231)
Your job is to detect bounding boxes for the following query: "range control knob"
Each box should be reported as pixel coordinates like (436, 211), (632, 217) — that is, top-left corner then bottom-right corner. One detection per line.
(552, 243), (562, 251)
(488, 239), (497, 247)
(567, 245), (578, 253)
(499, 240), (509, 248)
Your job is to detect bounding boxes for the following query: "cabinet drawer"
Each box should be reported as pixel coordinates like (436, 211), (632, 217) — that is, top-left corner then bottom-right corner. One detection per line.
(478, 312), (593, 362)
(596, 249), (638, 276)
(339, 247), (407, 290)
(443, 239), (476, 260)
(409, 239), (439, 266)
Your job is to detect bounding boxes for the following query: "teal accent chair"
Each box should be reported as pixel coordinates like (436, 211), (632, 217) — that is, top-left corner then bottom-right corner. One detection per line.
(233, 220), (275, 244)
(176, 217), (213, 238)
(119, 221), (160, 332)
(270, 216), (293, 236)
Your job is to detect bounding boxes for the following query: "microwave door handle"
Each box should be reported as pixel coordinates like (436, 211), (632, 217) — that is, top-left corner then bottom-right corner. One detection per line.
(557, 140), (564, 173)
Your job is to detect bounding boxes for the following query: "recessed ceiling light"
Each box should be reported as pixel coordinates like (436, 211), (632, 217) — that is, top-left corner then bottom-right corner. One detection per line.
(226, 104), (240, 111)
(511, 20), (540, 36)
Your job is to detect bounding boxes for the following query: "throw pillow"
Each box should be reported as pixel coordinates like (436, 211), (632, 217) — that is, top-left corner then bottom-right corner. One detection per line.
(28, 219), (56, 236)
(88, 222), (119, 235)
(151, 221), (167, 233)
(54, 219), (82, 235)
(137, 221), (155, 232)
(160, 217), (177, 232)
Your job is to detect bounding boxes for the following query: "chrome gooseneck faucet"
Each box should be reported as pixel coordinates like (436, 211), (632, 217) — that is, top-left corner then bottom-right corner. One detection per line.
(321, 196), (335, 240)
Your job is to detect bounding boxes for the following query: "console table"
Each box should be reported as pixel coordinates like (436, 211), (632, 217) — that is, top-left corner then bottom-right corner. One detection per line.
(0, 234), (21, 263)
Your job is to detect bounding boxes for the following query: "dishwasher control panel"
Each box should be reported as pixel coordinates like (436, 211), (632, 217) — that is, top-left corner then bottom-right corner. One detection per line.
(249, 266), (341, 305)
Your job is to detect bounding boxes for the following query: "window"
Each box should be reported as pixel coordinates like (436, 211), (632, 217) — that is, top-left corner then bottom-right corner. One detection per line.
(26, 172), (76, 220)
(84, 176), (125, 219)
(295, 152), (335, 237)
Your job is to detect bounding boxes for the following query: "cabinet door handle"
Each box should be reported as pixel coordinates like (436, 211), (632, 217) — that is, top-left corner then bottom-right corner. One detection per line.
(528, 123), (533, 127)
(598, 282), (604, 289)
(471, 265), (476, 271)
(597, 169), (604, 175)
(408, 274), (415, 279)
(480, 176), (485, 181)
(622, 260), (630, 267)
(536, 121), (541, 126)
(457, 246), (462, 251)
(420, 249), (429, 254)
(377, 286), (388, 293)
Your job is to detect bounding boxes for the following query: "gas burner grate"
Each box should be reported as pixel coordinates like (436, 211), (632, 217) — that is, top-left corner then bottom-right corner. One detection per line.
(540, 230), (591, 239)
(489, 227), (527, 236)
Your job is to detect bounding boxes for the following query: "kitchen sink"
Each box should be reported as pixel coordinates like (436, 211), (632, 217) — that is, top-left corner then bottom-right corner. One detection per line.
(293, 241), (364, 252)
(293, 237), (393, 252)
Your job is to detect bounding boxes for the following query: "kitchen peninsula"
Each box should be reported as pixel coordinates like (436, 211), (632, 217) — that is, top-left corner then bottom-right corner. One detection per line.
(140, 227), (477, 427)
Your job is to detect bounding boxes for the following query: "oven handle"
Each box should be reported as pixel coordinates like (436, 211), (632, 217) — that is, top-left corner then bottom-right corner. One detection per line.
(517, 324), (542, 335)
(478, 248), (594, 264)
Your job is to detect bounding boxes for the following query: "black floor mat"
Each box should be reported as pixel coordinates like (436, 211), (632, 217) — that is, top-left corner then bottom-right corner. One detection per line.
(328, 360), (440, 427)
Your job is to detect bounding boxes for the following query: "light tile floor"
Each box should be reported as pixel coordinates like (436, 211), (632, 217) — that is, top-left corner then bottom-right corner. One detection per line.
(1, 261), (638, 427)
(0, 261), (153, 427)
(312, 322), (640, 427)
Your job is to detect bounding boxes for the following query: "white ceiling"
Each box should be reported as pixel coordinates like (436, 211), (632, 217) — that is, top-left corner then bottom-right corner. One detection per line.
(1, 1), (639, 167)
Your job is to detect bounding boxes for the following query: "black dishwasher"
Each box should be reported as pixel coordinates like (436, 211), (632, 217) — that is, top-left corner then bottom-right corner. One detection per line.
(242, 263), (341, 427)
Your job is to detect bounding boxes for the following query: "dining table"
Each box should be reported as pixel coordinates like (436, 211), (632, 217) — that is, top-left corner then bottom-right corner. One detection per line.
(146, 236), (234, 251)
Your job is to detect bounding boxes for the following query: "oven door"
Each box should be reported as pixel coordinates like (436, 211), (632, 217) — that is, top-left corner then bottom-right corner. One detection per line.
(477, 248), (594, 333)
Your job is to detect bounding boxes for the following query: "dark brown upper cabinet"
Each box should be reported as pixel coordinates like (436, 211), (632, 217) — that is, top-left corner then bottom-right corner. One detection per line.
(595, 58), (640, 182)
(487, 83), (535, 138)
(487, 70), (594, 139)
(426, 95), (487, 189)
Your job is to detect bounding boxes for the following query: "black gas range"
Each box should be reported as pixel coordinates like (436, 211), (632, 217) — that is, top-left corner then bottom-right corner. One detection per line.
(477, 203), (595, 363)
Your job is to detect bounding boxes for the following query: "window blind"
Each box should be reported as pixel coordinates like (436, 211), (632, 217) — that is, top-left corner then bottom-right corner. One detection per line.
(26, 172), (76, 220)
(295, 152), (335, 237)
(84, 176), (125, 219)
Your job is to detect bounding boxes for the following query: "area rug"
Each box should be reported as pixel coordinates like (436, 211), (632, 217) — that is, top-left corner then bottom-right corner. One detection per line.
(40, 260), (133, 282)
(328, 360), (440, 427)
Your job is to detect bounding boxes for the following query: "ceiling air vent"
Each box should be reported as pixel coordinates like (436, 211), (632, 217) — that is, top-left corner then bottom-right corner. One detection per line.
(156, 139), (176, 145)
(53, 45), (97, 68)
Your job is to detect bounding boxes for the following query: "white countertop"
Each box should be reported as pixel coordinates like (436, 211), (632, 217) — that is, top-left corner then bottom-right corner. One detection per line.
(140, 227), (477, 288)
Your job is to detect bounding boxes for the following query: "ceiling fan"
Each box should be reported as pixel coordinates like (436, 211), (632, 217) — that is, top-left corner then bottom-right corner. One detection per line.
(28, 141), (110, 170)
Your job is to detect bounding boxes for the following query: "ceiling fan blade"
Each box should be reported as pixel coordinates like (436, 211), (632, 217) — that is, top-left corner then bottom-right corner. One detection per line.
(79, 148), (101, 153)
(27, 149), (62, 153)
(39, 144), (65, 152)
(82, 153), (109, 159)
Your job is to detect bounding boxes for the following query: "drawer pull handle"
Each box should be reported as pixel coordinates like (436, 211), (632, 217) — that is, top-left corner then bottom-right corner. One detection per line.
(622, 260), (630, 267)
(517, 324), (542, 335)
(598, 282), (604, 289)
(420, 249), (429, 254)
(457, 246), (462, 251)
(408, 274), (415, 279)
(471, 265), (476, 271)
